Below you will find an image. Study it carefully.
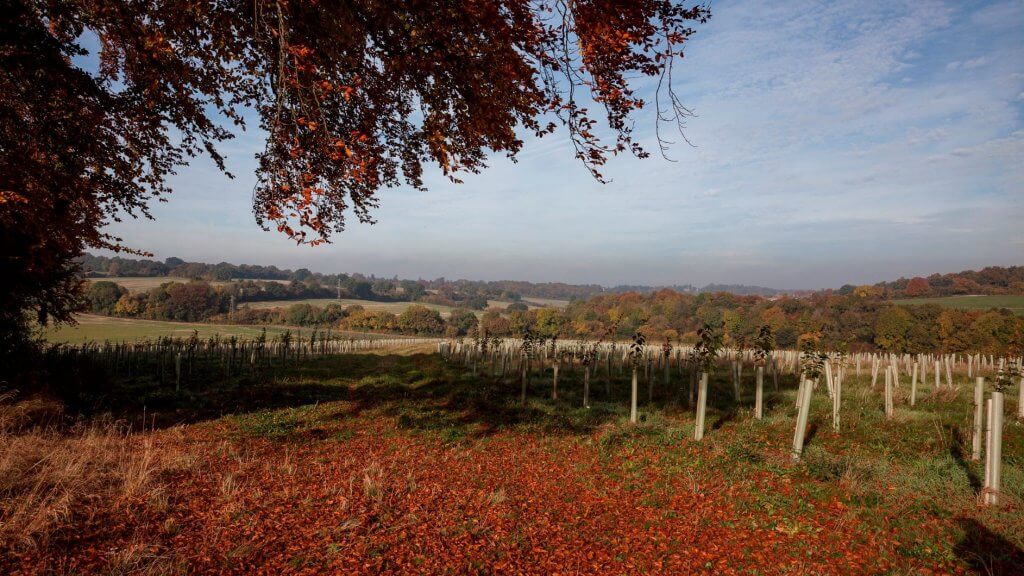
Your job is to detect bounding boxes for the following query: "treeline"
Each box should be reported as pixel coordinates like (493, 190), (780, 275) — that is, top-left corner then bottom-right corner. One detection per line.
(473, 289), (1022, 355)
(80, 252), (1024, 311)
(80, 254), (290, 280)
(81, 254), (535, 304)
(85, 278), (1024, 352)
(220, 304), (480, 336)
(78, 253), (792, 304)
(84, 279), (481, 336)
(846, 266), (1024, 299)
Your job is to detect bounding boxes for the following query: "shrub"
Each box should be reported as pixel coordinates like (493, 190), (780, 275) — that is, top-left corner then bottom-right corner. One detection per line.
(447, 308), (478, 335)
(85, 281), (125, 315)
(397, 305), (445, 335)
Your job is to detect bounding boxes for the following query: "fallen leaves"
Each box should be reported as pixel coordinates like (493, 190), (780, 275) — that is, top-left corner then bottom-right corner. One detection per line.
(0, 412), (984, 575)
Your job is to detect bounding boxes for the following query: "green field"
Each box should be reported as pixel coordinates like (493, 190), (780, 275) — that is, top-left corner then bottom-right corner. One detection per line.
(242, 297), (556, 317)
(86, 276), (293, 292)
(44, 314), (344, 344)
(87, 278), (567, 315)
(243, 298), (461, 317)
(521, 296), (570, 309)
(86, 276), (202, 291)
(896, 294), (1024, 315)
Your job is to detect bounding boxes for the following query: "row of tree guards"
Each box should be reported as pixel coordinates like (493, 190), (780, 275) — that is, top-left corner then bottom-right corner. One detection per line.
(46, 330), (439, 390)
(47, 328), (1020, 506)
(439, 329), (1023, 507)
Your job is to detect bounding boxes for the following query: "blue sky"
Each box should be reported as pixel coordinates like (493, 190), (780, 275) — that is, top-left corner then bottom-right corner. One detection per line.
(101, 0), (1024, 289)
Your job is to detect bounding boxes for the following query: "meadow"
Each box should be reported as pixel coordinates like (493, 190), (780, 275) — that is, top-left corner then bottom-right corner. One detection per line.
(86, 276), (569, 320)
(245, 298), (462, 316)
(86, 276), (236, 292)
(42, 314), (401, 344)
(241, 297), (559, 316)
(2, 342), (1021, 575)
(896, 295), (1024, 316)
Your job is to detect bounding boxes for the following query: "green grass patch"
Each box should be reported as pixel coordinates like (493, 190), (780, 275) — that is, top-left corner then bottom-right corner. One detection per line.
(895, 294), (1024, 315)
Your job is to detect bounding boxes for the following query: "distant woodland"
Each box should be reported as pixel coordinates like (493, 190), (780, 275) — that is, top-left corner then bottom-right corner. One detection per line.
(78, 255), (1024, 354)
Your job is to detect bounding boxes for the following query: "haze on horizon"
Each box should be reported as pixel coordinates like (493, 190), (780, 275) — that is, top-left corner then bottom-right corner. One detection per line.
(100, 0), (1024, 291)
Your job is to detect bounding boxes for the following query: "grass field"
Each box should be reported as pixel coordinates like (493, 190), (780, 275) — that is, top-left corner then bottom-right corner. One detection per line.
(86, 276), (215, 291)
(521, 296), (570, 309)
(242, 297), (552, 317)
(44, 314), (336, 343)
(896, 295), (1024, 316)
(3, 353), (1021, 574)
(88, 277), (564, 316)
(244, 298), (461, 317)
(87, 276), (293, 292)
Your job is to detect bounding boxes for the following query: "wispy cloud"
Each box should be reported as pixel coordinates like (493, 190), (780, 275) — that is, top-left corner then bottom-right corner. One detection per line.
(103, 0), (1024, 289)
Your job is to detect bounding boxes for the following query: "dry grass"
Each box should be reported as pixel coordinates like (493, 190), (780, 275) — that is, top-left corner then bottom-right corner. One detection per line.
(0, 392), (175, 553)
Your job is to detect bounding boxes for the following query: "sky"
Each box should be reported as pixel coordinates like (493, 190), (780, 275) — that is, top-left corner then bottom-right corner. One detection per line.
(100, 0), (1024, 290)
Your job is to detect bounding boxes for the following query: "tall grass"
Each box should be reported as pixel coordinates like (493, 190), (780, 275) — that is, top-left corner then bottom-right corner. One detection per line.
(0, 391), (174, 553)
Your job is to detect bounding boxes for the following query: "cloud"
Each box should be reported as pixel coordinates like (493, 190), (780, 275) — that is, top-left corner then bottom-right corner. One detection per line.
(102, 0), (1024, 289)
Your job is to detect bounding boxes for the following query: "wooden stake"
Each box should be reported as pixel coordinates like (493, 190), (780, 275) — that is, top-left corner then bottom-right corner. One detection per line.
(694, 372), (708, 441)
(630, 368), (639, 424)
(755, 366), (764, 420)
(910, 363), (918, 407)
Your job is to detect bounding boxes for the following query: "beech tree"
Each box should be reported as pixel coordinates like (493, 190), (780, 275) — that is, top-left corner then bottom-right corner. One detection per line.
(904, 277), (931, 297)
(0, 0), (709, 357)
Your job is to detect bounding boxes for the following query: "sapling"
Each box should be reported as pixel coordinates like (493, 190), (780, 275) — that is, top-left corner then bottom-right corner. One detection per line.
(732, 336), (747, 403)
(628, 331), (646, 424)
(693, 324), (722, 441)
(661, 337), (673, 390)
(279, 329), (292, 365)
(519, 329), (537, 403)
(490, 335), (501, 376)
(174, 352), (182, 392)
(602, 322), (619, 396)
(753, 325), (775, 420)
(471, 327), (488, 377)
(580, 340), (599, 409)
(548, 335), (560, 399)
